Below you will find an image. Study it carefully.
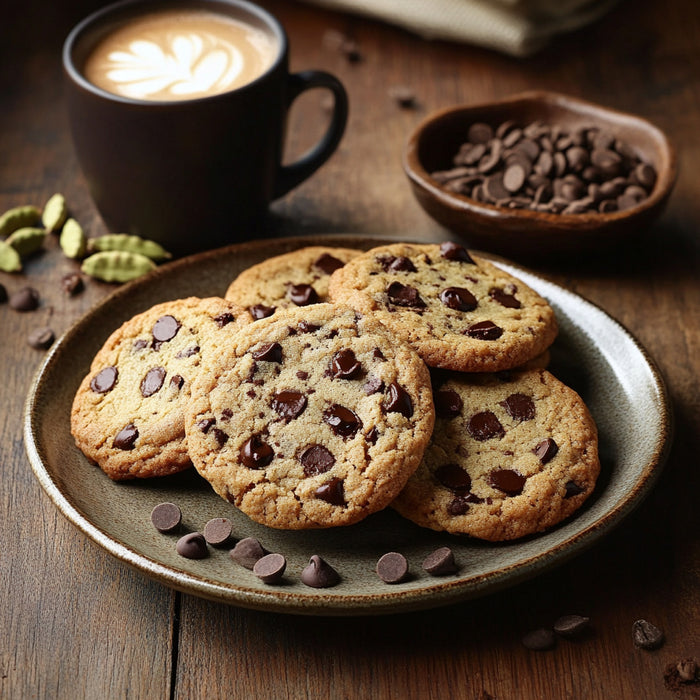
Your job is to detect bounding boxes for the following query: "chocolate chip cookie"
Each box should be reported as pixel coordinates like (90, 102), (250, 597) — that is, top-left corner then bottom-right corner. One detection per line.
(225, 245), (360, 320)
(328, 242), (558, 372)
(185, 303), (435, 529)
(392, 368), (600, 541)
(71, 297), (250, 480)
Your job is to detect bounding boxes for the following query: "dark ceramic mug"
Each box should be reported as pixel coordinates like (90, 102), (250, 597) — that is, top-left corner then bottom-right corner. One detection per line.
(63, 0), (348, 255)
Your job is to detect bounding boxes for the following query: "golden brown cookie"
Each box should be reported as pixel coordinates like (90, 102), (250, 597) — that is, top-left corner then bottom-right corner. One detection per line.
(185, 303), (435, 530)
(71, 297), (251, 480)
(392, 369), (600, 541)
(328, 241), (558, 372)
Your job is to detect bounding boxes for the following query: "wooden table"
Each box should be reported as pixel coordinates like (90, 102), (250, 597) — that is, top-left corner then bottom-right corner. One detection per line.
(2, 0), (699, 697)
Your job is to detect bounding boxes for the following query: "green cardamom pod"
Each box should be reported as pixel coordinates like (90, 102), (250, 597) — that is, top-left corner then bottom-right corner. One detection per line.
(42, 193), (68, 233)
(0, 205), (41, 238)
(59, 218), (87, 259)
(0, 240), (22, 272)
(6, 227), (47, 257)
(81, 250), (156, 283)
(87, 233), (172, 261)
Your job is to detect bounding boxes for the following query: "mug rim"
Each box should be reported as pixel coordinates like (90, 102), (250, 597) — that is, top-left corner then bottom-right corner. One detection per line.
(62, 0), (288, 106)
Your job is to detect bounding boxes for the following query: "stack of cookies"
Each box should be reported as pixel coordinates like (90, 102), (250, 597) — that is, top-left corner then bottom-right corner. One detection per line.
(71, 242), (600, 541)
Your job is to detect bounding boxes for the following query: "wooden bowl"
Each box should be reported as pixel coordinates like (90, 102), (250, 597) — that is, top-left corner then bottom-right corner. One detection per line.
(403, 91), (677, 260)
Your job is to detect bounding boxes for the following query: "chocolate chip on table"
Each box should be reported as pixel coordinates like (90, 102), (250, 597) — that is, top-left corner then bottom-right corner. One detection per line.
(553, 614), (591, 639)
(253, 552), (287, 584)
(376, 552), (409, 584)
(28, 326), (55, 350)
(203, 518), (233, 546)
(61, 272), (84, 295)
(9, 286), (40, 311)
(176, 532), (208, 559)
(230, 537), (268, 569)
(521, 628), (557, 651)
(301, 555), (340, 588)
(632, 619), (665, 650)
(422, 546), (458, 576)
(150, 502), (182, 533)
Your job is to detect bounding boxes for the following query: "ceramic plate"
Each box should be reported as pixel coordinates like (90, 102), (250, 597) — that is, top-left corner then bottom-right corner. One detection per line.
(24, 235), (672, 615)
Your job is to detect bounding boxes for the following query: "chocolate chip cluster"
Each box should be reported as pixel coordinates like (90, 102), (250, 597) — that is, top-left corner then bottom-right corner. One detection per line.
(430, 120), (657, 215)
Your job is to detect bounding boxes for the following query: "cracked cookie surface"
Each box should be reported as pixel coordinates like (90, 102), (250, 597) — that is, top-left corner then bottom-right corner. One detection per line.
(185, 303), (435, 530)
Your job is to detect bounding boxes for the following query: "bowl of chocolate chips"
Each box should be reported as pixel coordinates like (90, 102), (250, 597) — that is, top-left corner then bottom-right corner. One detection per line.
(404, 91), (677, 259)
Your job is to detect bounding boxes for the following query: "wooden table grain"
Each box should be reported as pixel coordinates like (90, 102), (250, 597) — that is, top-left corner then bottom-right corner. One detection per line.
(2, 0), (699, 698)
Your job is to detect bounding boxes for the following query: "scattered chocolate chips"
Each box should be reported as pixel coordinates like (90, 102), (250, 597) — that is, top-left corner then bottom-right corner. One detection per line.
(229, 537), (268, 569)
(440, 241), (474, 263)
(422, 546), (458, 576)
(9, 286), (40, 311)
(113, 423), (138, 450)
(553, 614), (591, 639)
(249, 304), (275, 320)
(468, 411), (504, 440)
(323, 404), (362, 438)
(386, 281), (426, 309)
(632, 619), (665, 650)
(434, 389), (463, 418)
(271, 390), (307, 420)
(251, 342), (282, 363)
(176, 532), (208, 559)
(488, 469), (526, 496)
(376, 552), (409, 584)
(315, 477), (346, 505)
(150, 502), (181, 533)
(301, 554), (340, 588)
(330, 348), (362, 379)
(534, 437), (559, 463)
(28, 326), (54, 350)
(287, 283), (318, 306)
(61, 272), (84, 295)
(253, 552), (287, 584)
(140, 366), (166, 397)
(300, 444), (335, 476)
(203, 518), (233, 546)
(90, 366), (118, 393)
(439, 286), (477, 312)
(241, 434), (274, 468)
(500, 393), (535, 421)
(522, 628), (557, 651)
(435, 463), (471, 493)
(465, 320), (503, 340)
(152, 314), (180, 342)
(385, 381), (413, 417)
(314, 253), (345, 274)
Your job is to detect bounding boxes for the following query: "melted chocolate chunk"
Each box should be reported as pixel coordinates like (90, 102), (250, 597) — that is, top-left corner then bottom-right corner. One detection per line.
(197, 417), (216, 433)
(465, 320), (503, 340)
(241, 435), (274, 469)
(379, 254), (418, 272)
(468, 411), (505, 440)
(489, 287), (521, 309)
(501, 393), (535, 421)
(564, 480), (584, 498)
(533, 437), (559, 463)
(439, 287), (477, 312)
(212, 428), (228, 448)
(271, 390), (307, 420)
(152, 315), (180, 343)
(251, 342), (282, 363)
(287, 283), (318, 306)
(434, 389), (463, 418)
(366, 426), (379, 444)
(386, 282), (426, 308)
(214, 312), (236, 327)
(249, 304), (275, 320)
(435, 463), (472, 493)
(90, 366), (118, 393)
(300, 444), (335, 476)
(113, 423), (138, 450)
(447, 496), (470, 515)
(488, 469), (526, 496)
(323, 404), (362, 438)
(385, 381), (413, 417)
(298, 321), (321, 333)
(140, 367), (166, 397)
(315, 477), (346, 505)
(440, 241), (475, 263)
(330, 348), (362, 379)
(221, 407), (233, 421)
(314, 253), (345, 274)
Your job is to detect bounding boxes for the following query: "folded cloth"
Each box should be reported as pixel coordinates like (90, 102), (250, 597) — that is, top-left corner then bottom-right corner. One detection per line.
(299, 0), (621, 56)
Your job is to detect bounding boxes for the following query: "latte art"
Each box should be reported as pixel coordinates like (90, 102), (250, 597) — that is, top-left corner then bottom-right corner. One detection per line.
(84, 10), (277, 101)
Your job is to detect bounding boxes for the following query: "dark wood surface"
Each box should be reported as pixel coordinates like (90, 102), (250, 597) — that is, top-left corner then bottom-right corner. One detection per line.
(2, 0), (699, 697)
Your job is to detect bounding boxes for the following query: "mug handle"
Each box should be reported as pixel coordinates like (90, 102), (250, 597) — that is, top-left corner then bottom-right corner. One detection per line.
(274, 70), (348, 199)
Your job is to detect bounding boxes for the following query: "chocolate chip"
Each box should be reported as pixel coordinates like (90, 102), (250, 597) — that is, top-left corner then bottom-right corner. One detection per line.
(366, 426), (379, 444)
(323, 404), (362, 438)
(229, 537), (268, 569)
(447, 496), (470, 515)
(90, 366), (118, 393)
(378, 254), (417, 272)
(251, 342), (282, 362)
(150, 502), (181, 533)
(675, 658), (698, 683)
(533, 437), (559, 463)
(422, 546), (458, 576)
(9, 286), (39, 311)
(203, 518), (233, 546)
(175, 345), (199, 358)
(522, 628), (557, 651)
(300, 444), (335, 476)
(214, 312), (236, 327)
(632, 619), (665, 650)
(434, 389), (463, 418)
(489, 287), (521, 309)
(468, 411), (504, 440)
(386, 281), (425, 308)
(176, 532), (208, 559)
(197, 417), (216, 433)
(488, 469), (526, 496)
(315, 477), (346, 505)
(465, 320), (503, 340)
(301, 555), (340, 588)
(170, 374), (184, 390)
(564, 480), (584, 498)
(140, 366), (166, 397)
(28, 327), (54, 350)
(152, 315), (180, 342)
(503, 163), (526, 192)
(113, 423), (138, 450)
(553, 614), (591, 639)
(253, 552), (287, 584)
(500, 393), (535, 421)
(61, 272), (84, 295)
(468, 122), (493, 144)
(388, 85), (416, 109)
(439, 286), (477, 312)
(376, 552), (409, 584)
(440, 242), (474, 263)
(435, 463), (471, 493)
(385, 381), (413, 417)
(271, 390), (307, 420)
(241, 434), (274, 469)
(249, 304), (275, 320)
(314, 252), (345, 274)
(330, 348), (362, 379)
(212, 428), (228, 448)
(287, 283), (318, 306)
